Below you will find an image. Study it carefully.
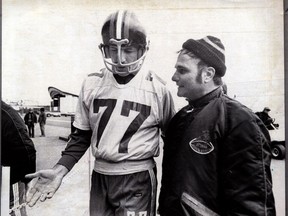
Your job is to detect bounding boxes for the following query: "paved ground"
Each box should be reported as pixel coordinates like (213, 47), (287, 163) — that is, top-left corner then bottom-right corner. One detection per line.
(26, 123), (91, 216)
(26, 121), (285, 216)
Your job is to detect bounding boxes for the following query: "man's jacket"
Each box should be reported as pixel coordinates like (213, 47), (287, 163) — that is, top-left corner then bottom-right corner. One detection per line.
(2, 101), (36, 184)
(24, 112), (37, 126)
(158, 87), (275, 216)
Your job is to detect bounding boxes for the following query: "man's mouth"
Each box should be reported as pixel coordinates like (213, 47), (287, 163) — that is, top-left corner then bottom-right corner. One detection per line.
(116, 66), (127, 72)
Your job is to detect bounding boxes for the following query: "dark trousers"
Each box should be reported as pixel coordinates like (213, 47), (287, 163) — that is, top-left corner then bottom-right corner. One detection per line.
(39, 123), (45, 136)
(27, 125), (35, 138)
(90, 168), (157, 216)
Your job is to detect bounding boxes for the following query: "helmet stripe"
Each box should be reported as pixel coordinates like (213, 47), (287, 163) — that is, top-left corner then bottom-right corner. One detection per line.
(116, 10), (124, 39)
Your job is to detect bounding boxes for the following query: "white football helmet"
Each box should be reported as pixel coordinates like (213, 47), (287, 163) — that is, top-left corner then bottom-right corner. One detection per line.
(99, 10), (149, 76)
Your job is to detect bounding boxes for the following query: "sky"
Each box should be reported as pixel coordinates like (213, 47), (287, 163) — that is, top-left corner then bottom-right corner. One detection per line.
(2, 0), (284, 119)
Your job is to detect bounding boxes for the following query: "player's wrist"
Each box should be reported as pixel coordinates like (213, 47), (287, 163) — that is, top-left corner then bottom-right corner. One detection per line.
(52, 164), (69, 177)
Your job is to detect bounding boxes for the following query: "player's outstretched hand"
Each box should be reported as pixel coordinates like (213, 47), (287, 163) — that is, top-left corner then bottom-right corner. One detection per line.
(25, 165), (69, 207)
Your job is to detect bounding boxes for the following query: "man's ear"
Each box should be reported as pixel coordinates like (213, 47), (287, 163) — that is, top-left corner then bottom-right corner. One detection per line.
(104, 46), (110, 58)
(137, 48), (144, 59)
(203, 67), (215, 83)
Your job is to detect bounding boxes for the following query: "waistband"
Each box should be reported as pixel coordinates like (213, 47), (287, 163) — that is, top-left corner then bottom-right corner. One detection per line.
(94, 158), (156, 175)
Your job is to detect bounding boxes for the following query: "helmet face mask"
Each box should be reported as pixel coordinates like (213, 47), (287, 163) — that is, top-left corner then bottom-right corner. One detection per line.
(99, 10), (149, 76)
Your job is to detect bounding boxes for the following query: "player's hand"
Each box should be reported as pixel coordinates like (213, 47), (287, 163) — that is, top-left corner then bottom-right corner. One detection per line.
(25, 165), (68, 207)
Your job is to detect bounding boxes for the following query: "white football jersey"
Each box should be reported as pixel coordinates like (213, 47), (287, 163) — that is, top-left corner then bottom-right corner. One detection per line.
(73, 68), (175, 174)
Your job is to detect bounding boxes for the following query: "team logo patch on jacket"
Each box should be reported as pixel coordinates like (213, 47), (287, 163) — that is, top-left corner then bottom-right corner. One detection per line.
(189, 131), (214, 154)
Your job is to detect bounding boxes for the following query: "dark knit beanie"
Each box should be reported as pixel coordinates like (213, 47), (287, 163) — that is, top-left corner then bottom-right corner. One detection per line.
(182, 36), (226, 77)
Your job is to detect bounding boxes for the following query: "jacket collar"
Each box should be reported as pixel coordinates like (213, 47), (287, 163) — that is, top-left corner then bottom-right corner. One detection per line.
(187, 87), (222, 108)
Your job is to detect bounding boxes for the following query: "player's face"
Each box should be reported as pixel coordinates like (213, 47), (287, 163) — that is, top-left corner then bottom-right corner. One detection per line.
(172, 53), (205, 101)
(109, 44), (140, 75)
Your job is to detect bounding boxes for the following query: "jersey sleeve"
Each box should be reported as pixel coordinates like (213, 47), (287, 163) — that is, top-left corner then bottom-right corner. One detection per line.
(57, 129), (92, 170)
(57, 77), (94, 170)
(73, 78), (92, 131)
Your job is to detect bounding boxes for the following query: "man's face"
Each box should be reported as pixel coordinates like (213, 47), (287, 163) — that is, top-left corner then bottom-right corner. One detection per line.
(172, 52), (205, 101)
(109, 44), (140, 75)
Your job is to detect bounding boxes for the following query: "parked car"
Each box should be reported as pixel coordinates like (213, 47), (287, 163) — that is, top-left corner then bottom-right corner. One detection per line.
(268, 124), (285, 160)
(46, 111), (61, 117)
(61, 112), (75, 117)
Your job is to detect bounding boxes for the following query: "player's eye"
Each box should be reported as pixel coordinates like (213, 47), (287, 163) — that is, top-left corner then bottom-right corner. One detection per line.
(177, 68), (186, 74)
(109, 46), (118, 52)
(123, 47), (137, 53)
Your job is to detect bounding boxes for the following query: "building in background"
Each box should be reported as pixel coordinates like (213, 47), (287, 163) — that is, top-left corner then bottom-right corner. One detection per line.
(48, 87), (78, 116)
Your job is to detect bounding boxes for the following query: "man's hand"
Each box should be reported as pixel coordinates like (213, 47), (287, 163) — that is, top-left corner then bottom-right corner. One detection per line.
(25, 165), (69, 207)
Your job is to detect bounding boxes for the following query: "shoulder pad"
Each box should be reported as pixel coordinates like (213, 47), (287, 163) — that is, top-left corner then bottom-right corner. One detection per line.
(88, 68), (105, 78)
(145, 71), (166, 85)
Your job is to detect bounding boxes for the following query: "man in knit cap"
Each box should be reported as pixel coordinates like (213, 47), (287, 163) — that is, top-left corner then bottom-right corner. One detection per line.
(158, 36), (276, 216)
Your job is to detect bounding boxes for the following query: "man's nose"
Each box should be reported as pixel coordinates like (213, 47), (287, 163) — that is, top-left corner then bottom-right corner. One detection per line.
(172, 72), (178, 82)
(119, 50), (127, 63)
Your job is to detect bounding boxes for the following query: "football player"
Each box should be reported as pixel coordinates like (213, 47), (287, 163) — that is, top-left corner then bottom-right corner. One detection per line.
(26, 10), (175, 216)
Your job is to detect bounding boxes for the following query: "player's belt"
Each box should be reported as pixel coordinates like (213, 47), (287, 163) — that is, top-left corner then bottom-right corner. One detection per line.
(94, 158), (156, 175)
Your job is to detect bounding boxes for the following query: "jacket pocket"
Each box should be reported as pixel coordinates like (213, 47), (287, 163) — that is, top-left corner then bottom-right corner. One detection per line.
(181, 192), (219, 216)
